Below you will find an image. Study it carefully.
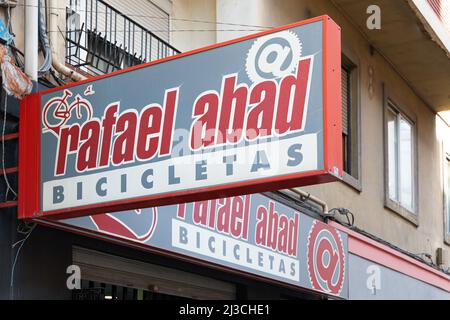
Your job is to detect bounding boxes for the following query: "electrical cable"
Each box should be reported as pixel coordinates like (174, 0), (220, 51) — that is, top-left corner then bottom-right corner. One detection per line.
(276, 190), (333, 220)
(347, 223), (449, 275)
(328, 208), (355, 226)
(10, 222), (36, 299)
(38, 0), (52, 76)
(44, 28), (268, 34)
(49, 68), (66, 86)
(287, 190), (448, 275)
(38, 73), (56, 87)
(8, 2), (274, 29)
(1, 90), (17, 199)
(414, 253), (434, 264)
(6, 42), (24, 58)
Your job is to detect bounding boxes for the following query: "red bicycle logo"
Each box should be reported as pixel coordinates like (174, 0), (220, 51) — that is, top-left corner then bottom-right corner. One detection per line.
(42, 89), (93, 136)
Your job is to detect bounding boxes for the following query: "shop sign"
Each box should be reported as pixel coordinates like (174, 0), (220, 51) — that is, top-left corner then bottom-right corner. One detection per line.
(40, 193), (348, 298)
(348, 254), (450, 299)
(19, 16), (341, 219)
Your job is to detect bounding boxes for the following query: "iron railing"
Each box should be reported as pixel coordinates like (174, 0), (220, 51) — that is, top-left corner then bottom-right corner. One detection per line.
(66, 0), (179, 76)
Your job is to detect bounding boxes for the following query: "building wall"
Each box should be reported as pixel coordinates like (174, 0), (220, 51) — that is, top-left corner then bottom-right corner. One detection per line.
(170, 0), (450, 269)
(104, 0), (170, 42)
(2, 0), (448, 286)
(0, 1), (24, 52)
(171, 0), (216, 52)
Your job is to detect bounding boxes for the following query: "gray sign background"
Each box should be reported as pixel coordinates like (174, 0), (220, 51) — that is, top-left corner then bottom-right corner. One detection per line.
(349, 254), (449, 299)
(55, 192), (349, 298)
(40, 21), (325, 210)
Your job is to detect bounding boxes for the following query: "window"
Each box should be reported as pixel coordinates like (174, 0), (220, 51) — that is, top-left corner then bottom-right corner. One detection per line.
(341, 56), (360, 190)
(384, 99), (417, 221)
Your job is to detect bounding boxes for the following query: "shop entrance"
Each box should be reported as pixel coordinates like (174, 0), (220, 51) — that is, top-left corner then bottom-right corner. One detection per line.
(71, 246), (236, 300)
(72, 279), (189, 300)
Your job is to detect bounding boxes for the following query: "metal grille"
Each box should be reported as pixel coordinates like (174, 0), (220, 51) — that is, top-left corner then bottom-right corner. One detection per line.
(66, 0), (180, 76)
(72, 280), (191, 300)
(341, 67), (349, 136)
(341, 66), (351, 174)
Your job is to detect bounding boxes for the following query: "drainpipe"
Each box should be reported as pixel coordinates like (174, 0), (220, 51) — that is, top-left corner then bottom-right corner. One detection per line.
(48, 0), (86, 82)
(289, 188), (331, 216)
(25, 0), (39, 81)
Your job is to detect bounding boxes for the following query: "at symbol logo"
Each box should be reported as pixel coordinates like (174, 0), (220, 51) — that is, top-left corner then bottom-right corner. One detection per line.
(42, 88), (93, 136)
(307, 221), (345, 295)
(245, 30), (302, 83)
(90, 208), (158, 243)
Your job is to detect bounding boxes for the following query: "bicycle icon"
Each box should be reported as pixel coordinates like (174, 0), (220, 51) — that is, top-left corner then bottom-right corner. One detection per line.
(42, 89), (93, 136)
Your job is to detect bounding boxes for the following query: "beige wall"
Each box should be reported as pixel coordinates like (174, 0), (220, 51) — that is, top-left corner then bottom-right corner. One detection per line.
(1, 1), (24, 55)
(170, 0), (450, 268)
(171, 0), (217, 52)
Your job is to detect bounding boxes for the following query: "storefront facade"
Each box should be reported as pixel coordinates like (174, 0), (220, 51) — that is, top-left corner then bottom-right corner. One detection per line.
(4, 191), (351, 300)
(331, 222), (450, 299)
(0, 0), (449, 300)
(37, 192), (350, 300)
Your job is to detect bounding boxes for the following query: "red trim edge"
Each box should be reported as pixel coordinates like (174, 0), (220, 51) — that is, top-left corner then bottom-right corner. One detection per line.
(1, 133), (19, 141)
(0, 201), (18, 208)
(328, 221), (450, 292)
(323, 17), (342, 178)
(18, 94), (41, 219)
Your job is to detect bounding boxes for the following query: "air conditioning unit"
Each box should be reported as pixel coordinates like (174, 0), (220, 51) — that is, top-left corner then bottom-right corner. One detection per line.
(436, 247), (448, 266)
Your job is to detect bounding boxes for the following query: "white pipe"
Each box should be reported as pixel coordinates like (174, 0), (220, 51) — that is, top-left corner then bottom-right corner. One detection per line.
(49, 0), (86, 82)
(25, 0), (39, 81)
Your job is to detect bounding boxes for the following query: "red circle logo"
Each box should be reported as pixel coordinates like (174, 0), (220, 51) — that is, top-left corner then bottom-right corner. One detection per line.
(307, 221), (345, 295)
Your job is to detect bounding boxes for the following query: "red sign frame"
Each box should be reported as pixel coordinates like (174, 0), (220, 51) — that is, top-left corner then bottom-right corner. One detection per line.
(18, 15), (341, 220)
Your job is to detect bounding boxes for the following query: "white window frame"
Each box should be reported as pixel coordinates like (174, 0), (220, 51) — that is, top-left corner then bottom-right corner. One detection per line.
(444, 151), (450, 245)
(383, 90), (418, 225)
(341, 51), (362, 192)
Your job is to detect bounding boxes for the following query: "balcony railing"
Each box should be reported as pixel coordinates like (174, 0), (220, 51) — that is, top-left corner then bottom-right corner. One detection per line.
(66, 0), (180, 76)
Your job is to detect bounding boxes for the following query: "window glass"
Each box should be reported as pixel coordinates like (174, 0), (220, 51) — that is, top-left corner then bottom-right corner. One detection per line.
(447, 157), (450, 234)
(399, 116), (413, 211)
(341, 62), (359, 181)
(342, 67), (350, 174)
(387, 108), (398, 201)
(386, 103), (415, 213)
